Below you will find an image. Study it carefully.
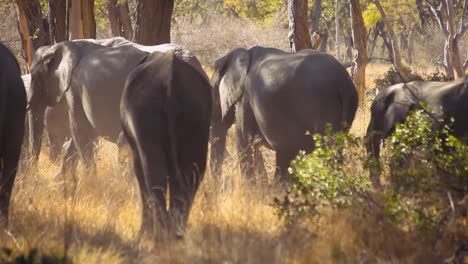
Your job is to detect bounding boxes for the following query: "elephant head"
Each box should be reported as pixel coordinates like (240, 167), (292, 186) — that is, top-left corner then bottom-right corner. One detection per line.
(28, 42), (81, 160)
(209, 48), (250, 177)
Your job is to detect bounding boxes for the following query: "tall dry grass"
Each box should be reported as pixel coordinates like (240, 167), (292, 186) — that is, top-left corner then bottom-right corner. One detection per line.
(0, 80), (451, 263)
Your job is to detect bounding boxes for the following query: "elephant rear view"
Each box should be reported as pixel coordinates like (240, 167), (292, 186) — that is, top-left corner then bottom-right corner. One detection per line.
(120, 51), (212, 239)
(210, 47), (358, 181)
(0, 43), (27, 224)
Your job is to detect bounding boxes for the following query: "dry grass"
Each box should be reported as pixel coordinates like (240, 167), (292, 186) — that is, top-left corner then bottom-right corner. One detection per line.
(0, 63), (440, 264)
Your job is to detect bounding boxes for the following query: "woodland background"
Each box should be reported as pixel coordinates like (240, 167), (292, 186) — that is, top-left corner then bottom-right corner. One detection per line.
(0, 0), (467, 263)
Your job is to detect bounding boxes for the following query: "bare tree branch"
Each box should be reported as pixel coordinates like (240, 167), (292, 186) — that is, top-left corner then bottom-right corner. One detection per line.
(463, 55), (468, 71)
(427, 0), (449, 35)
(458, 0), (468, 35)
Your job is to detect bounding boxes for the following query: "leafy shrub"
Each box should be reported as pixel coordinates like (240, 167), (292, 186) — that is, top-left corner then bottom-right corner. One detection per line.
(274, 126), (371, 224)
(374, 68), (452, 90)
(275, 109), (468, 254)
(374, 67), (424, 90)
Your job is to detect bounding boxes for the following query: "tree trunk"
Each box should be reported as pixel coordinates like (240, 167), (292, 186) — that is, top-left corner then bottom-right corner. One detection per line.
(416, 0), (429, 30)
(443, 0), (465, 78)
(107, 0), (121, 37)
(288, 0), (312, 52)
(119, 2), (133, 39)
(15, 0), (50, 67)
(310, 0), (322, 34)
(134, 0), (174, 45)
(407, 30), (415, 64)
(68, 0), (96, 40)
(369, 28), (378, 57)
(350, 0), (368, 107)
(106, 0), (133, 39)
(48, 0), (67, 43)
(320, 30), (328, 52)
(334, 0), (340, 60)
(373, 0), (410, 79)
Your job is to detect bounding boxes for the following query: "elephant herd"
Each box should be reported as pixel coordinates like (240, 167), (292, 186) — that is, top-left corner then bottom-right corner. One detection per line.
(0, 37), (467, 241)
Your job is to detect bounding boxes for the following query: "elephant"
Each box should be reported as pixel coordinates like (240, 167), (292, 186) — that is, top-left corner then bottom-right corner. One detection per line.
(75, 37), (208, 79)
(210, 47), (358, 182)
(28, 39), (206, 175)
(22, 74), (70, 162)
(0, 42), (27, 224)
(366, 77), (468, 187)
(28, 41), (149, 176)
(121, 51), (212, 239)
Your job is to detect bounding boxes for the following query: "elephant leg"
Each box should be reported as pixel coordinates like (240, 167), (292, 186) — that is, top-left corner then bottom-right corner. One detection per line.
(132, 146), (154, 237)
(234, 99), (260, 181)
(253, 143), (267, 183)
(48, 130), (65, 162)
(117, 132), (133, 180)
(129, 131), (169, 240)
(0, 120), (25, 225)
(209, 106), (235, 179)
(235, 125), (254, 180)
(275, 150), (296, 183)
(67, 108), (97, 176)
(58, 139), (81, 195)
(168, 170), (191, 239)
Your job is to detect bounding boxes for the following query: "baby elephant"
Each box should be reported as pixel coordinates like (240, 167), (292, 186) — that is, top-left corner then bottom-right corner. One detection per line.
(120, 51), (212, 240)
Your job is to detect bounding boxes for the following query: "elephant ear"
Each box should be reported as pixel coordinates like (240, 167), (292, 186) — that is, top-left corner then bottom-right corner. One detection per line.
(211, 48), (250, 119)
(41, 42), (81, 106)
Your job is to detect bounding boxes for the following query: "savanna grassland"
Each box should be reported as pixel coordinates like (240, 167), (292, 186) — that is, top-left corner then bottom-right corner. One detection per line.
(0, 62), (459, 264)
(1, 2), (467, 262)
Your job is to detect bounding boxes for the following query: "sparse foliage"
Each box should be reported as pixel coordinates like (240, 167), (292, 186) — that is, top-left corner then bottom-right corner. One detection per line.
(275, 108), (468, 256)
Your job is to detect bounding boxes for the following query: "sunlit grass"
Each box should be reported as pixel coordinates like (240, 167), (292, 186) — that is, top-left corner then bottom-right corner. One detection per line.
(0, 63), (454, 263)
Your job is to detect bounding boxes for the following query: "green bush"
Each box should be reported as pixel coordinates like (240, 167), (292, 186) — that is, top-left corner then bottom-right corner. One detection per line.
(374, 67), (423, 90)
(274, 126), (371, 224)
(374, 67), (452, 90)
(275, 108), (468, 244)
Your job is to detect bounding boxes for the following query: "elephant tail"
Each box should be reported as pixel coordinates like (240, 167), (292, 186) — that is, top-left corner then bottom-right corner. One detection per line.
(166, 54), (189, 193)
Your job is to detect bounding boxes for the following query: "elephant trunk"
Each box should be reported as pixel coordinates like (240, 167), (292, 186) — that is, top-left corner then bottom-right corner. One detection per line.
(210, 121), (228, 178)
(29, 102), (46, 161)
(365, 119), (382, 187)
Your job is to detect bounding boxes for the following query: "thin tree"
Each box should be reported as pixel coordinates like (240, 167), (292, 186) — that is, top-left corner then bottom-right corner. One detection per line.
(310, 0), (322, 34)
(372, 0), (410, 79)
(48, 0), (67, 43)
(335, 0), (341, 60)
(427, 0), (467, 79)
(106, 0), (133, 39)
(15, 0), (49, 67)
(68, 0), (96, 40)
(134, 0), (174, 45)
(350, 0), (368, 106)
(288, 0), (312, 52)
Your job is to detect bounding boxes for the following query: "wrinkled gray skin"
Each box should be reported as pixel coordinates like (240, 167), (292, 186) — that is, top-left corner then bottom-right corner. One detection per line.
(0, 43), (27, 224)
(23, 74), (68, 162)
(210, 47), (358, 181)
(121, 51), (212, 240)
(28, 41), (149, 175)
(29, 37), (206, 171)
(366, 77), (468, 187)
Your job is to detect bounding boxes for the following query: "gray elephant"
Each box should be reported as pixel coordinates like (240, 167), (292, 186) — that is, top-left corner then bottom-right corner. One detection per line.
(29, 38), (207, 175)
(28, 41), (149, 175)
(22, 74), (69, 162)
(121, 51), (212, 239)
(366, 77), (468, 187)
(210, 47), (358, 181)
(0, 43), (27, 224)
(29, 37), (206, 166)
